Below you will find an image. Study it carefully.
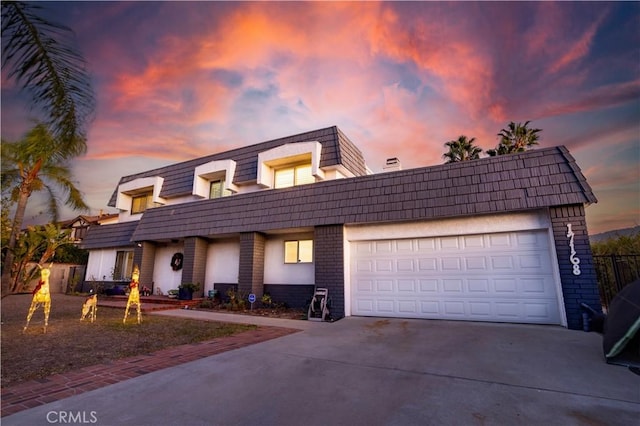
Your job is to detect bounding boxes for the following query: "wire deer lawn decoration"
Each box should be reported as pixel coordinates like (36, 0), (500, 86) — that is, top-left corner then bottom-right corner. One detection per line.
(24, 263), (52, 333)
(81, 291), (97, 322)
(123, 266), (141, 324)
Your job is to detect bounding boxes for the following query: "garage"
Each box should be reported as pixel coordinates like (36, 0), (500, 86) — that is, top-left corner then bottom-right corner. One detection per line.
(350, 229), (563, 325)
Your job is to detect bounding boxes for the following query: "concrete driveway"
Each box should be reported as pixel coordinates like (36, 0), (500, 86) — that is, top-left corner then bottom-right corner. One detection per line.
(3, 313), (639, 426)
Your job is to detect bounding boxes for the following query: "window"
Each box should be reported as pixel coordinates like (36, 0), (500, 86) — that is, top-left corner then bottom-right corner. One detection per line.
(131, 193), (153, 214)
(274, 163), (314, 189)
(113, 251), (134, 280)
(284, 240), (313, 263)
(209, 179), (232, 199)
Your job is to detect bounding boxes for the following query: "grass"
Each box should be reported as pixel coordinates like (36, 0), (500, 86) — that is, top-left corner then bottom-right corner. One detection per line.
(1, 294), (256, 388)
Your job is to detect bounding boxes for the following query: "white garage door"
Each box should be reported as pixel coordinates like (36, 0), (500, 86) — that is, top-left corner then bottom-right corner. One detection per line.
(351, 230), (561, 324)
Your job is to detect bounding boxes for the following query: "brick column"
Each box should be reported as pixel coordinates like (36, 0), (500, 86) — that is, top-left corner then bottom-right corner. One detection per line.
(238, 232), (265, 298)
(314, 224), (345, 319)
(182, 237), (208, 298)
(549, 205), (600, 330)
(134, 242), (156, 290)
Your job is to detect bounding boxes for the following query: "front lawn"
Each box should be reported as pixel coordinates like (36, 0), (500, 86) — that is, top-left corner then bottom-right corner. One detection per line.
(1, 294), (255, 388)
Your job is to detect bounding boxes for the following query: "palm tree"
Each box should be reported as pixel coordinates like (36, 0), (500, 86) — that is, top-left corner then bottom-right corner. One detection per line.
(487, 121), (542, 156)
(2, 1), (95, 148)
(442, 135), (483, 163)
(1, 124), (89, 295)
(1, 1), (95, 295)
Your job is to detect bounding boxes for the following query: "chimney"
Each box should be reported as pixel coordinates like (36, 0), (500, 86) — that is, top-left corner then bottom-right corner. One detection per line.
(383, 157), (402, 172)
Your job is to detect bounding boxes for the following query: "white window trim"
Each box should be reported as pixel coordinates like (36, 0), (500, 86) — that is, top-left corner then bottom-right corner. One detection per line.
(115, 176), (165, 212)
(193, 159), (238, 198)
(257, 141), (325, 188)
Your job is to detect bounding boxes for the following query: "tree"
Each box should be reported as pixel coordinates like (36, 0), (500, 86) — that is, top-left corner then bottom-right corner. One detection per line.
(487, 121), (541, 156)
(442, 135), (482, 163)
(1, 1), (95, 296)
(1, 1), (95, 147)
(11, 224), (73, 293)
(1, 124), (89, 296)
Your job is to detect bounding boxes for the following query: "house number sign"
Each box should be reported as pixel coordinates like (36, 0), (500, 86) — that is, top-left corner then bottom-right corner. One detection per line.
(566, 223), (581, 276)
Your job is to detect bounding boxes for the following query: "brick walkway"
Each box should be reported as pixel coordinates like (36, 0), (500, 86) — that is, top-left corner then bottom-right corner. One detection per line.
(1, 326), (298, 417)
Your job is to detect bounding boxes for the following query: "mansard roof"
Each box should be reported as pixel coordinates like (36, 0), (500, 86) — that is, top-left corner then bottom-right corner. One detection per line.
(129, 146), (597, 242)
(81, 220), (139, 250)
(107, 126), (367, 207)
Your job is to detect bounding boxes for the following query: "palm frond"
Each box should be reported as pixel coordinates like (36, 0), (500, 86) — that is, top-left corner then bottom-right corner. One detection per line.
(1, 1), (95, 152)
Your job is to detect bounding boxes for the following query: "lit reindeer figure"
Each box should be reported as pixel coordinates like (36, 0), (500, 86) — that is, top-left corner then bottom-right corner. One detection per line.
(81, 291), (98, 322)
(123, 266), (141, 324)
(24, 263), (52, 333)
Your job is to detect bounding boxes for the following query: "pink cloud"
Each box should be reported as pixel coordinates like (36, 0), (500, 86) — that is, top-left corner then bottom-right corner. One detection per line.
(548, 11), (608, 75)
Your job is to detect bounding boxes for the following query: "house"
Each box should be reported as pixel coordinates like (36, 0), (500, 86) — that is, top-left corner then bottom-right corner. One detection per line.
(81, 126), (600, 329)
(59, 213), (118, 243)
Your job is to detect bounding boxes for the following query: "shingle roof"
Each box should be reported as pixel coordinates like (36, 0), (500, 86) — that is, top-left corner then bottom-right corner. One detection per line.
(107, 126), (367, 207)
(126, 146), (596, 242)
(80, 221), (139, 249)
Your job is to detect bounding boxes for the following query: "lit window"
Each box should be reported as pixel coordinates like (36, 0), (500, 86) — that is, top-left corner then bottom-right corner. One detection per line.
(274, 163), (314, 189)
(131, 193), (153, 214)
(209, 179), (232, 199)
(284, 240), (313, 263)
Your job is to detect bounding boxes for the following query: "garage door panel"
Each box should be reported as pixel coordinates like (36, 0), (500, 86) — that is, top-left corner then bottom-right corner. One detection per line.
(376, 300), (395, 313)
(376, 280), (394, 292)
(468, 279), (490, 293)
(466, 257), (487, 270)
(376, 259), (394, 272)
(417, 238), (437, 251)
(420, 300), (440, 314)
(418, 258), (437, 271)
(491, 256), (515, 270)
(398, 279), (415, 292)
(469, 301), (492, 316)
(463, 235), (485, 249)
(355, 242), (374, 254)
(376, 241), (393, 252)
(440, 237), (460, 250)
(351, 230), (561, 325)
(396, 240), (413, 251)
(420, 279), (438, 292)
(441, 257), (462, 270)
(397, 259), (414, 272)
(356, 279), (374, 292)
(356, 259), (374, 272)
(398, 300), (417, 313)
(443, 301), (466, 315)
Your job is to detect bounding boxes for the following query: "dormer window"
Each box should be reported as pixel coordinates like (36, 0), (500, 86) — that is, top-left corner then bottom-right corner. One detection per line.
(209, 179), (232, 199)
(193, 159), (238, 199)
(131, 192), (154, 214)
(257, 141), (325, 189)
(115, 176), (165, 215)
(274, 163), (314, 188)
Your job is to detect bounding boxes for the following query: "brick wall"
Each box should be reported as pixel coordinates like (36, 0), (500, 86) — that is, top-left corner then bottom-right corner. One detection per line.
(549, 205), (601, 329)
(183, 237), (208, 297)
(314, 224), (345, 319)
(238, 232), (265, 298)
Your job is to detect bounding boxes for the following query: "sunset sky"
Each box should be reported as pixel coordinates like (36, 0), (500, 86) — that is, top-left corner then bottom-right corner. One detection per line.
(2, 1), (638, 235)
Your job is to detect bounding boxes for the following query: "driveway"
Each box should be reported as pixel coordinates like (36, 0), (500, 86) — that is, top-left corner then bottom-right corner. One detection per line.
(3, 313), (639, 425)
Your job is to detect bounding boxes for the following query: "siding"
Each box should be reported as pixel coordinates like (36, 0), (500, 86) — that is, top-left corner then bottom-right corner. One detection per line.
(107, 126), (367, 205)
(80, 221), (138, 249)
(130, 146), (596, 242)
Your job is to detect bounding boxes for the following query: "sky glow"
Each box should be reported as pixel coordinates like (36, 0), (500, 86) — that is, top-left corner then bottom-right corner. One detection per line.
(2, 1), (638, 234)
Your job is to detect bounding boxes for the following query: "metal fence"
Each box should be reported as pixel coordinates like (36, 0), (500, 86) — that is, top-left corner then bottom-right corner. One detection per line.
(593, 254), (640, 310)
